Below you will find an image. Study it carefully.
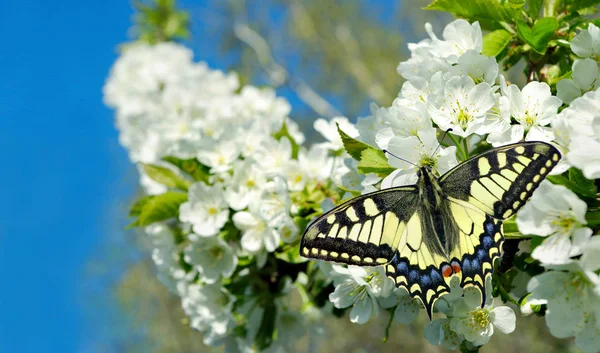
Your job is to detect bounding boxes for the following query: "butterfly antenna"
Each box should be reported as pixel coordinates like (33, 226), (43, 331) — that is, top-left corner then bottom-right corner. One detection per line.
(431, 128), (453, 157)
(382, 149), (418, 167)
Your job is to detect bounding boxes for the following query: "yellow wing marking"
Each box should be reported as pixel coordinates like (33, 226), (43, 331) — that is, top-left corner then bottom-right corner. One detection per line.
(363, 198), (379, 216)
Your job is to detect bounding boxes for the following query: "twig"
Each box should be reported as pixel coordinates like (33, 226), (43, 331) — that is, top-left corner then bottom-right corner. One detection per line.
(233, 22), (342, 118)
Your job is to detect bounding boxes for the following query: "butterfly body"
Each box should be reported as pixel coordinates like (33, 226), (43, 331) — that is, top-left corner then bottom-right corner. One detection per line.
(300, 141), (561, 318)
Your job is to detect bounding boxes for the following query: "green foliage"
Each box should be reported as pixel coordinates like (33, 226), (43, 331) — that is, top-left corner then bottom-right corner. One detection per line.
(482, 29), (514, 57)
(127, 191), (188, 228)
(133, 0), (190, 43)
(273, 120), (300, 159)
(517, 17), (559, 54)
(256, 298), (277, 349)
(547, 168), (598, 200)
(129, 195), (156, 217)
(141, 163), (191, 190)
(337, 123), (375, 161)
(162, 156), (210, 183)
(566, 0), (600, 12)
(527, 0), (544, 17)
(338, 185), (362, 197)
(424, 0), (519, 25)
(357, 149), (396, 176)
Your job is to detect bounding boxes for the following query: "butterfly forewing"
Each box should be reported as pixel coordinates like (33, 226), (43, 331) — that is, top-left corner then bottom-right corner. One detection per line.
(441, 141), (561, 219)
(300, 187), (418, 266)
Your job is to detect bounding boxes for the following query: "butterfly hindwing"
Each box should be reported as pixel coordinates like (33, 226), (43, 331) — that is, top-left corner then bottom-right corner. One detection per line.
(300, 187), (418, 266)
(440, 141), (561, 219)
(447, 199), (504, 302)
(384, 211), (452, 318)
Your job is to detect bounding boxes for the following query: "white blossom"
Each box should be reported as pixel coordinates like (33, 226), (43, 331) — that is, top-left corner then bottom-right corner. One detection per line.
(382, 130), (457, 187)
(184, 236), (237, 284)
(328, 265), (394, 324)
(527, 239), (600, 353)
(180, 182), (230, 237)
(570, 23), (600, 59)
(495, 79), (561, 144)
(449, 50), (499, 85)
(516, 181), (592, 265)
(566, 88), (600, 179)
(427, 75), (495, 137)
(427, 20), (483, 63)
(426, 286), (516, 348)
(181, 283), (236, 341)
(557, 58), (600, 104)
(313, 116), (359, 151)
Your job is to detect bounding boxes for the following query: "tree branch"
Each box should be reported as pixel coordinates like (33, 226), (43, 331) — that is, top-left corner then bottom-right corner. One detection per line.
(233, 22), (342, 118)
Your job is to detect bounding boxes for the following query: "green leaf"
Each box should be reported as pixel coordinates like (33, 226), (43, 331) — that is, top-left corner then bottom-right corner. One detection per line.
(273, 120), (300, 159)
(275, 243), (308, 264)
(357, 148), (396, 175)
(424, 0), (520, 23)
(482, 29), (514, 57)
(566, 0), (600, 12)
(338, 185), (362, 197)
(127, 191), (188, 228)
(529, 235), (545, 251)
(568, 167), (597, 195)
(527, 0), (543, 17)
(162, 156), (210, 183)
(517, 17), (558, 54)
(141, 163), (191, 190)
(129, 195), (155, 217)
(337, 123), (376, 161)
(255, 300), (277, 350)
(547, 170), (597, 199)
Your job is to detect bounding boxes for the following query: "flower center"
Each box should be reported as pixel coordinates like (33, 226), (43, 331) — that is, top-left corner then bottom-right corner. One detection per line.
(471, 308), (490, 329)
(419, 154), (437, 169)
(454, 102), (471, 128)
(550, 212), (576, 235)
(523, 111), (538, 127)
(246, 179), (256, 188)
(179, 122), (189, 134)
(209, 246), (223, 260)
(348, 285), (368, 299)
(208, 207), (219, 216)
(294, 174), (303, 183)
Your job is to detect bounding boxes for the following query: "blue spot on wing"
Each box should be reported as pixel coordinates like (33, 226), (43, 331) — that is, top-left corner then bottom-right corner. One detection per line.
(485, 221), (495, 235)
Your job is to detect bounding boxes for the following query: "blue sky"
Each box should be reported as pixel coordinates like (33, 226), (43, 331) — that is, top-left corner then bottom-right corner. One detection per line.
(0, 1), (135, 352)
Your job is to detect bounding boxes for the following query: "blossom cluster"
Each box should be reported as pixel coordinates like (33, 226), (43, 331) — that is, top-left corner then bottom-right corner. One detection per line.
(332, 19), (600, 352)
(104, 42), (352, 351)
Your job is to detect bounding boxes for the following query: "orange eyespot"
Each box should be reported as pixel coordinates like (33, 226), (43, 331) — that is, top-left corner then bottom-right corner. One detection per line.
(451, 262), (462, 274)
(442, 265), (453, 278)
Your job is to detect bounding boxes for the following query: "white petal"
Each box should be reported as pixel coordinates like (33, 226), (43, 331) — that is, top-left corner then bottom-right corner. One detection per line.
(575, 316), (600, 353)
(557, 79), (582, 104)
(525, 126), (554, 143)
(569, 227), (593, 258)
(572, 58), (599, 91)
(232, 212), (258, 230)
(349, 297), (373, 324)
(581, 235), (600, 271)
(531, 234), (573, 265)
(490, 306), (516, 334)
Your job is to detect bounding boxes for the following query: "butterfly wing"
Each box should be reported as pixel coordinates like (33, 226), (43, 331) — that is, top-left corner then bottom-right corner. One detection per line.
(438, 141), (560, 302)
(300, 187), (419, 266)
(300, 187), (452, 317)
(440, 141), (561, 220)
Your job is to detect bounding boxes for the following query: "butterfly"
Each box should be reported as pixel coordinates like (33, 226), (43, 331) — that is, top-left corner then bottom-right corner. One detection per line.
(300, 141), (560, 318)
